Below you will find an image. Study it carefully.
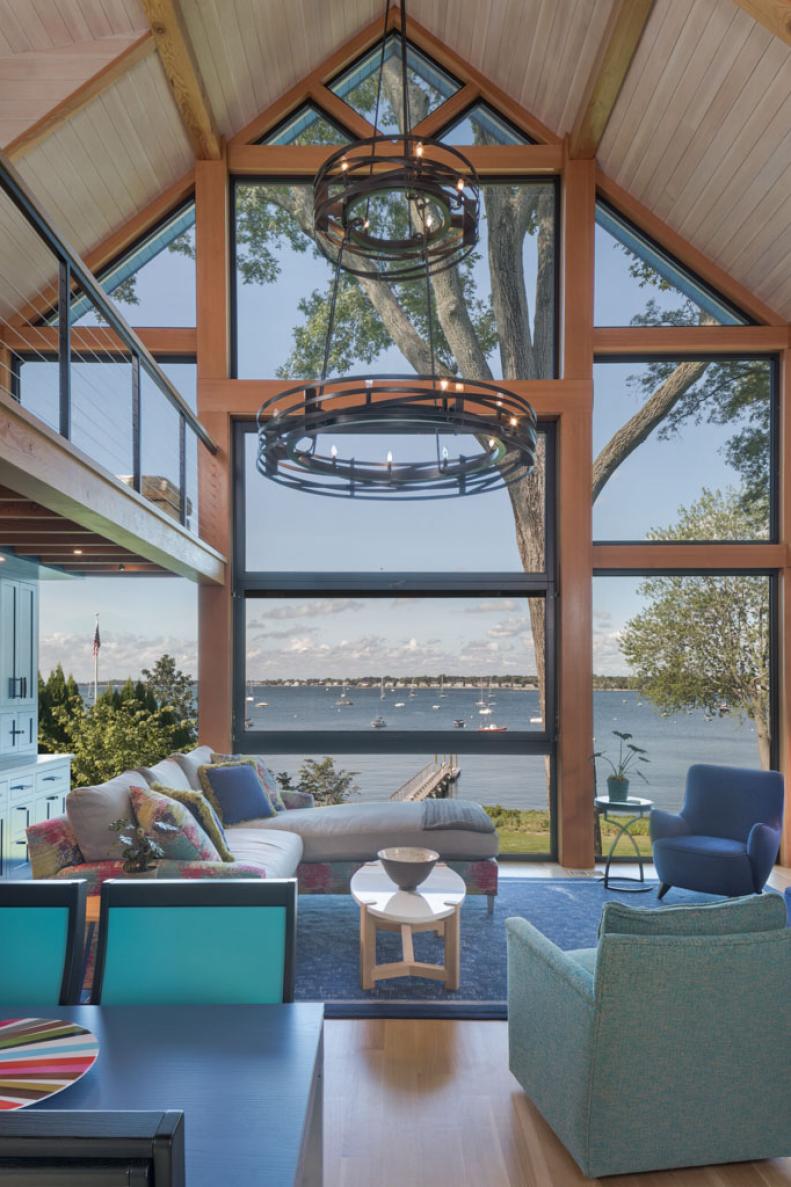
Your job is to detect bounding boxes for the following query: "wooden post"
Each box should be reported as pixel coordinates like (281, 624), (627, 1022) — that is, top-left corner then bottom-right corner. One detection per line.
(196, 157), (233, 752)
(557, 153), (596, 868)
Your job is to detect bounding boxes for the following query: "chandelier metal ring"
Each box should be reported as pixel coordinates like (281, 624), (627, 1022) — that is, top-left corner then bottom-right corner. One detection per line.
(257, 376), (538, 500)
(313, 136), (480, 281)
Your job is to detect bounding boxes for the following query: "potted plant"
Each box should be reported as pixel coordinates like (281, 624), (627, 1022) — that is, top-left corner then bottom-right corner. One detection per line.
(592, 730), (649, 802)
(108, 818), (178, 874)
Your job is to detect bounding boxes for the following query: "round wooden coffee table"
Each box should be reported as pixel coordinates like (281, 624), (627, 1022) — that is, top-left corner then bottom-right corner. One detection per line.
(350, 860), (466, 991)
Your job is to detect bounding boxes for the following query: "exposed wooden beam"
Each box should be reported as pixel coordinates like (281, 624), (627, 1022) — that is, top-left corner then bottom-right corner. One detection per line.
(732, 0), (791, 45)
(4, 33), (156, 159)
(594, 325), (790, 354)
(227, 142), (563, 177)
(569, 0), (654, 159)
(594, 543), (787, 570)
(141, 0), (222, 160)
(4, 326), (197, 356)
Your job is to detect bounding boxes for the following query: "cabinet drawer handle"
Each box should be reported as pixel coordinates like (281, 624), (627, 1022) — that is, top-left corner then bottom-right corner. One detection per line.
(42, 775), (58, 782)
(45, 794), (59, 802)
(10, 784), (29, 792)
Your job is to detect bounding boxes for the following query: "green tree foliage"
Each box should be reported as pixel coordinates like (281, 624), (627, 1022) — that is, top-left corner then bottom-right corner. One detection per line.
(141, 654), (196, 749)
(54, 698), (188, 787)
(276, 756), (360, 806)
(620, 490), (771, 767)
(38, 664), (81, 754)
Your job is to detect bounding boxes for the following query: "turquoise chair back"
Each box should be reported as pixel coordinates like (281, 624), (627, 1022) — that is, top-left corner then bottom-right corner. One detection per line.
(93, 879), (297, 1005)
(0, 881), (87, 1006)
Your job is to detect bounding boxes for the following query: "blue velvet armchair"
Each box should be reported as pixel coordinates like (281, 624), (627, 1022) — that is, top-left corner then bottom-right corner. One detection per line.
(651, 763), (783, 898)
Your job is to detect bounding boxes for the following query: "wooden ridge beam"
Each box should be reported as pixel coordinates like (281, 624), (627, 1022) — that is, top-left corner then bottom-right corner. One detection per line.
(141, 0), (222, 160)
(569, 0), (654, 160)
(732, 0), (791, 45)
(4, 33), (156, 159)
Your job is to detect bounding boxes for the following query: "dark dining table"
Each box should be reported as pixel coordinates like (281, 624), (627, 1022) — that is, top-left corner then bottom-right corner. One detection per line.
(0, 1003), (324, 1187)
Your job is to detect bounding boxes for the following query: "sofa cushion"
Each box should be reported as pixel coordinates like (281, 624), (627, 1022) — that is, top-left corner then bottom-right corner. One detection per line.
(600, 892), (787, 938)
(130, 785), (220, 862)
(225, 826), (303, 878)
(137, 758), (192, 792)
(150, 783), (234, 862)
(198, 763), (277, 825)
(211, 753), (286, 813)
(66, 773), (141, 861)
(230, 801), (500, 862)
(170, 745), (215, 790)
(567, 947), (597, 975)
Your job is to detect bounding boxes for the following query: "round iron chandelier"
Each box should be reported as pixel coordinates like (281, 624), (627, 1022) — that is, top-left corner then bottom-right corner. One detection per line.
(257, 377), (537, 500)
(312, 0), (479, 281)
(256, 0), (537, 501)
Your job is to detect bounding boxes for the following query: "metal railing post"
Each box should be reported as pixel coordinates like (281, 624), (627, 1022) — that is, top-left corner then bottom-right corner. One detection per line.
(57, 260), (71, 439)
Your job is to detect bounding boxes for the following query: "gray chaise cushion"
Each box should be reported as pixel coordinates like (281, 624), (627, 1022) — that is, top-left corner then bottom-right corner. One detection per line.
(136, 757), (193, 791)
(226, 801), (499, 862)
(226, 826), (303, 877)
(66, 772), (143, 860)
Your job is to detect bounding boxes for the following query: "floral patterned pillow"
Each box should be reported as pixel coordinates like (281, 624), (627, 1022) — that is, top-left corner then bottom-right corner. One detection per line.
(150, 783), (235, 862)
(211, 753), (286, 812)
(129, 785), (220, 863)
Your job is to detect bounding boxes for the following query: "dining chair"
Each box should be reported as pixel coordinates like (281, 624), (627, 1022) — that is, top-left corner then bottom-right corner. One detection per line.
(0, 880), (87, 1007)
(92, 879), (297, 1005)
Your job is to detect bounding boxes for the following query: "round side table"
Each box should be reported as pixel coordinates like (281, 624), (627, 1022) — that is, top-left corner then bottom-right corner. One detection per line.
(594, 795), (654, 892)
(350, 860), (466, 990)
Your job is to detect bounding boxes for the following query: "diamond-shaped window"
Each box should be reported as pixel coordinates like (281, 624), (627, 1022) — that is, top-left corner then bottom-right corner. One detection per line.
(439, 101), (532, 146)
(259, 103), (352, 146)
(329, 34), (459, 132)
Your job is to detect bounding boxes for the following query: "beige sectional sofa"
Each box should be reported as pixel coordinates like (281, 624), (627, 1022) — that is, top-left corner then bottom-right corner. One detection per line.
(27, 744), (500, 907)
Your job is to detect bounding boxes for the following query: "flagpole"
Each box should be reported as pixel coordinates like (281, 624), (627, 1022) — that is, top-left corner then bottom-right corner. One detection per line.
(94, 612), (99, 705)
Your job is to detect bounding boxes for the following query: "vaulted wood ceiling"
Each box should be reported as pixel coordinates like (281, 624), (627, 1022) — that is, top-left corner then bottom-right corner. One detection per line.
(0, 0), (789, 319)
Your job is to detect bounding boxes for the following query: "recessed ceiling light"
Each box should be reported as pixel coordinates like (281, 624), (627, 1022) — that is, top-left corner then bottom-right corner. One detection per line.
(73, 548), (83, 555)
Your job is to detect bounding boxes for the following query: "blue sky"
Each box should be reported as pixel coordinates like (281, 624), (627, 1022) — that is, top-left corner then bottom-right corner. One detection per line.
(35, 170), (764, 682)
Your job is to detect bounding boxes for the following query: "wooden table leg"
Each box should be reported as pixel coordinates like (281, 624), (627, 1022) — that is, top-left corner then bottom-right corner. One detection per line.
(360, 906), (376, 990)
(444, 906), (461, 990)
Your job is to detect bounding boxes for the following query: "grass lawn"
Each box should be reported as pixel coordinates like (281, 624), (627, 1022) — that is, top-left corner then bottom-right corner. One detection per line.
(485, 805), (653, 859)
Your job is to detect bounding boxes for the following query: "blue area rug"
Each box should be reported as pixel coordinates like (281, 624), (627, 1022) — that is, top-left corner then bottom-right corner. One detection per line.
(295, 877), (740, 1017)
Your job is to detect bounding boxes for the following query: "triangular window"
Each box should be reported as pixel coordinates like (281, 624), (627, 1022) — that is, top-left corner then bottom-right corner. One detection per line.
(595, 200), (748, 327)
(329, 34), (459, 132)
(70, 201), (196, 327)
(259, 103), (352, 146)
(439, 101), (532, 146)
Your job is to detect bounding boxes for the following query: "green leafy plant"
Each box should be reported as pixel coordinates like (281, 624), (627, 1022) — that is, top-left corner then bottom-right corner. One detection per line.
(592, 730), (649, 783)
(276, 756), (360, 806)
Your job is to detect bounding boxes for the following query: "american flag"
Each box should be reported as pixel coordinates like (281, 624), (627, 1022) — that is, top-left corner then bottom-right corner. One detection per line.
(92, 620), (101, 657)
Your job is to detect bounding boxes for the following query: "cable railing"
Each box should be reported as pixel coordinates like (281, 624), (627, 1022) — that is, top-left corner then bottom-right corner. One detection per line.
(0, 151), (217, 535)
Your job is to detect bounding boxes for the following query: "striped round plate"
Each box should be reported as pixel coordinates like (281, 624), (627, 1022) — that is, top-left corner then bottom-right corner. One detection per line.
(0, 1018), (99, 1110)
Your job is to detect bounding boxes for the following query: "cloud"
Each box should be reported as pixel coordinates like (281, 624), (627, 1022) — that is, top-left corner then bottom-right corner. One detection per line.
(40, 632), (197, 683)
(462, 599), (518, 614)
(486, 617), (532, 639)
(261, 599), (364, 621)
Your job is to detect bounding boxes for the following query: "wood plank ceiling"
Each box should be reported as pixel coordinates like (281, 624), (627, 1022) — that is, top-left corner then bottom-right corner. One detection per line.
(0, 0), (789, 320)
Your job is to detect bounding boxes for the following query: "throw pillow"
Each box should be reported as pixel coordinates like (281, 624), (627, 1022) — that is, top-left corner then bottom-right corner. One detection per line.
(198, 762), (277, 825)
(600, 892), (787, 939)
(211, 752), (285, 812)
(150, 783), (235, 862)
(66, 773), (140, 861)
(129, 784), (220, 862)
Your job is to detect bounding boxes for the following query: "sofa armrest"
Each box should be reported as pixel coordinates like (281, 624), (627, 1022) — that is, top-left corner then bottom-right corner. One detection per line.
(27, 816), (83, 879)
(650, 808), (691, 842)
(281, 789), (315, 811)
(506, 917), (596, 1173)
(747, 821), (781, 891)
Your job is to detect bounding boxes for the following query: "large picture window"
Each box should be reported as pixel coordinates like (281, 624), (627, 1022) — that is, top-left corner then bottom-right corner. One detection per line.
(234, 422), (557, 859)
(232, 178), (558, 381)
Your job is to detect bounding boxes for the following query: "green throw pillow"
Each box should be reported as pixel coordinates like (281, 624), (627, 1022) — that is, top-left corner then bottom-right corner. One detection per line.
(151, 783), (235, 862)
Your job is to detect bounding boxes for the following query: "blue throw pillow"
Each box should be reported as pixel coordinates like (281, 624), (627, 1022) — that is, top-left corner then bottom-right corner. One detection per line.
(198, 763), (276, 825)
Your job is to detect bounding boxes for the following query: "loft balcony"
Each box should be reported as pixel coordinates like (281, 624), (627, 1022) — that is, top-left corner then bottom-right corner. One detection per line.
(0, 154), (223, 584)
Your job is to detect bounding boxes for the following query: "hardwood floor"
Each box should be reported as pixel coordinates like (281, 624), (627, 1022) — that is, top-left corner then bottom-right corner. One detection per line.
(323, 863), (791, 1187)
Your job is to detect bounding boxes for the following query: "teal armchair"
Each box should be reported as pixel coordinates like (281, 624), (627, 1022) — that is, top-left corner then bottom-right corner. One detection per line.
(506, 895), (791, 1179)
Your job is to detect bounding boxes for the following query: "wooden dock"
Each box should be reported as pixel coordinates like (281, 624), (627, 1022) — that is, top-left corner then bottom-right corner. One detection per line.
(390, 757), (460, 802)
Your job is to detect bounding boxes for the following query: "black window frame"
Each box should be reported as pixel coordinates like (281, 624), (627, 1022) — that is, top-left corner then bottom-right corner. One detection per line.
(232, 418), (559, 861)
(590, 566), (780, 860)
(592, 353), (780, 546)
